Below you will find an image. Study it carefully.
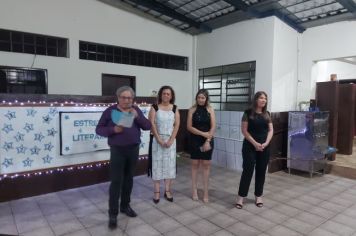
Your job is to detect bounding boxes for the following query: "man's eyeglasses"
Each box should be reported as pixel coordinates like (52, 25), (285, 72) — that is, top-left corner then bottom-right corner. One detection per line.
(119, 96), (133, 100)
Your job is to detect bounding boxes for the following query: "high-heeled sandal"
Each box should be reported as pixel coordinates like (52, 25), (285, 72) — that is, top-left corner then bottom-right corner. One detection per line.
(153, 191), (160, 204)
(235, 197), (244, 209)
(164, 191), (173, 202)
(192, 189), (198, 201)
(255, 197), (263, 208)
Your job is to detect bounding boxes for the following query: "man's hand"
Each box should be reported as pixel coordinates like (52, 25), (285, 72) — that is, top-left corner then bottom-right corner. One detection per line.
(114, 125), (123, 133)
(129, 108), (138, 118)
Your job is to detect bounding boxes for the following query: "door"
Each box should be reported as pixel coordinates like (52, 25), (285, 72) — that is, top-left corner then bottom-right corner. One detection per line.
(0, 70), (6, 93)
(101, 74), (135, 96)
(337, 83), (355, 154)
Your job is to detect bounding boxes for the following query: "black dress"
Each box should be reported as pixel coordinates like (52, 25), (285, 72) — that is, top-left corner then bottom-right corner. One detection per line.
(190, 105), (214, 160)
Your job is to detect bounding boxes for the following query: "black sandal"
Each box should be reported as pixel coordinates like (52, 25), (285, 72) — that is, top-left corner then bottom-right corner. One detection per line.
(153, 191), (160, 204)
(235, 203), (243, 209)
(164, 191), (173, 202)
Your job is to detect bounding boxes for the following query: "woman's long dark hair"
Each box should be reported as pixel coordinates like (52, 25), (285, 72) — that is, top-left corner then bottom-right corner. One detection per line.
(250, 91), (270, 120)
(157, 85), (175, 104)
(194, 89), (210, 107)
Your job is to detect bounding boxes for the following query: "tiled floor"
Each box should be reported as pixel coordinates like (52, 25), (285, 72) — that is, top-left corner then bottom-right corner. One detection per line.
(1, 157), (356, 236)
(333, 140), (356, 167)
(328, 141), (356, 179)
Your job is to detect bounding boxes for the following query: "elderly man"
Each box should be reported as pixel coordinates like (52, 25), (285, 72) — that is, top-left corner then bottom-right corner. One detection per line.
(96, 86), (151, 229)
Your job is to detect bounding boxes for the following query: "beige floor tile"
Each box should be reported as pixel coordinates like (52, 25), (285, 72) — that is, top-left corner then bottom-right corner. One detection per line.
(266, 225), (302, 236)
(187, 219), (221, 235)
(207, 212), (238, 228)
(226, 222), (262, 236)
(164, 226), (198, 236)
(319, 220), (355, 236)
(283, 218), (316, 234)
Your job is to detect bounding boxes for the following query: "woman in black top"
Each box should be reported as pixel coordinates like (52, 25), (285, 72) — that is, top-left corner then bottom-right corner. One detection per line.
(236, 91), (273, 209)
(187, 89), (216, 203)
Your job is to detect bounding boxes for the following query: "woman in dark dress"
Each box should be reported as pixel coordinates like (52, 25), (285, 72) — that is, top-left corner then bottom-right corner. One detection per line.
(187, 89), (216, 203)
(236, 91), (273, 209)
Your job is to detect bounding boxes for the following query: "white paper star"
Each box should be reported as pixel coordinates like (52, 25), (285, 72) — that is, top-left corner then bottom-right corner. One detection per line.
(4, 111), (16, 120)
(30, 145), (41, 155)
(34, 133), (45, 142)
(14, 132), (25, 142)
(23, 157), (34, 167)
(2, 124), (13, 134)
(2, 158), (13, 168)
(16, 144), (27, 154)
(2, 142), (13, 152)
(23, 123), (34, 133)
(42, 155), (53, 164)
(44, 142), (54, 151)
(47, 128), (57, 137)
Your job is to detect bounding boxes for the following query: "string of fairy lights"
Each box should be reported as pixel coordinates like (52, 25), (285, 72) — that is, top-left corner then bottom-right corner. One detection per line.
(0, 100), (150, 181)
(0, 156), (148, 181)
(1, 100), (150, 107)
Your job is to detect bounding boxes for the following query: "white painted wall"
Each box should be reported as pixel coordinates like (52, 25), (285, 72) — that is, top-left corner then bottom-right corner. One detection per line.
(2, 0), (356, 111)
(196, 17), (275, 110)
(0, 0), (194, 108)
(313, 60), (356, 83)
(271, 18), (300, 111)
(299, 21), (356, 102)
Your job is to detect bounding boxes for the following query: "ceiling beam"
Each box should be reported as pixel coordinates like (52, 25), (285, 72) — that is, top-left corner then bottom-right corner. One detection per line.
(300, 12), (355, 28)
(224, 0), (304, 32)
(335, 0), (356, 16)
(223, 0), (259, 16)
(260, 9), (305, 33)
(122, 0), (212, 33)
(223, 0), (280, 15)
(223, 0), (248, 11)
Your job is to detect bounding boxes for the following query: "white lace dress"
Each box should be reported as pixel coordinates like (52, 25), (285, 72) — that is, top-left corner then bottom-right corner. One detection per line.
(151, 108), (176, 180)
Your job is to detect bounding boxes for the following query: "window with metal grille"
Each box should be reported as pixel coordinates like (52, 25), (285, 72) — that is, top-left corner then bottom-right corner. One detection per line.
(0, 66), (47, 94)
(79, 41), (188, 71)
(0, 29), (68, 57)
(199, 61), (256, 111)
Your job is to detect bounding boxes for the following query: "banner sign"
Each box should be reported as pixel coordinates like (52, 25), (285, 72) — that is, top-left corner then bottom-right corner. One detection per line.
(0, 105), (151, 174)
(60, 112), (108, 155)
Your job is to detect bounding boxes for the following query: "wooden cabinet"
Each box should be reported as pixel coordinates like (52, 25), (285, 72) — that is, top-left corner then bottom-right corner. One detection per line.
(316, 81), (355, 156)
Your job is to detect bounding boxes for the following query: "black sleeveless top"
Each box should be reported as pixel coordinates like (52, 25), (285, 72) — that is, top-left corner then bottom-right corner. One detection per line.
(242, 109), (271, 144)
(192, 105), (211, 132)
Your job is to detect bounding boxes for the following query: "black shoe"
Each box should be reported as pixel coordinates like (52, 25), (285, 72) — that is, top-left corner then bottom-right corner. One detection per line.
(164, 191), (173, 202)
(153, 191), (160, 204)
(120, 205), (137, 217)
(108, 215), (117, 229)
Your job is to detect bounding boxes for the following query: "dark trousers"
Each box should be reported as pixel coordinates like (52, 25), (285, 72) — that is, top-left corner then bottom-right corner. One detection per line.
(108, 144), (139, 216)
(238, 142), (270, 197)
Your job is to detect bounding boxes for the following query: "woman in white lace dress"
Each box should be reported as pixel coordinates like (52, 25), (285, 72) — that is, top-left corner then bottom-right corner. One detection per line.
(149, 86), (180, 204)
